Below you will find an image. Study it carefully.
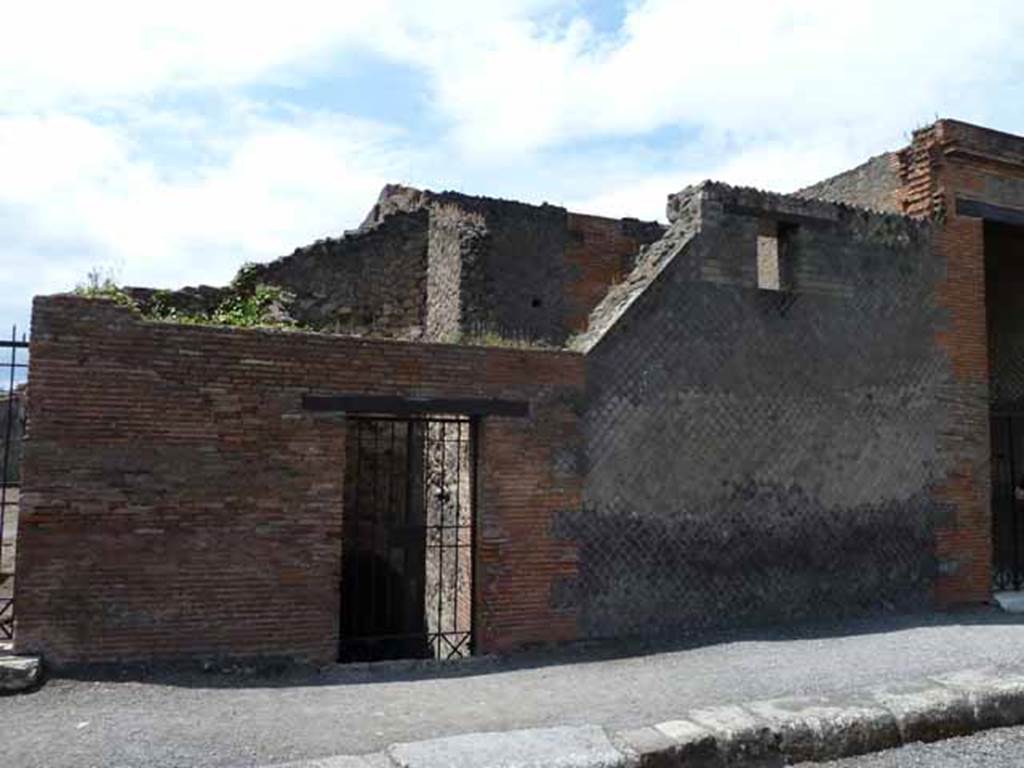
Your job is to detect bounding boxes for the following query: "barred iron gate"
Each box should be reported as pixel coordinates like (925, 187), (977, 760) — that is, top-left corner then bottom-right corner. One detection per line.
(339, 415), (474, 662)
(992, 413), (1024, 591)
(1, 326), (29, 641)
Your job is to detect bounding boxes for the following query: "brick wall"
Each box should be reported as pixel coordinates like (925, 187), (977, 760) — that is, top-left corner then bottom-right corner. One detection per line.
(894, 119), (1024, 604)
(15, 296), (583, 666)
(564, 213), (665, 334)
(986, 223), (1024, 408)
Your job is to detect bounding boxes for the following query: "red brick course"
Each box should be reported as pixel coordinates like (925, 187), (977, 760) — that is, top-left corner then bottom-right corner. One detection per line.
(15, 296), (584, 666)
(564, 213), (661, 333)
(898, 119), (1024, 605)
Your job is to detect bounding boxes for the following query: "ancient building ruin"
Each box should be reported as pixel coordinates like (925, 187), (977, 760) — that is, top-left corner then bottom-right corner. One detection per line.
(11, 118), (1024, 666)
(126, 186), (665, 345)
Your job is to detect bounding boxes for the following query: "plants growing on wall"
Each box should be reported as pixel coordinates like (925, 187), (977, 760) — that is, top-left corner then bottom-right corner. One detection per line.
(73, 268), (298, 330)
(73, 268), (138, 309)
(148, 283), (295, 329)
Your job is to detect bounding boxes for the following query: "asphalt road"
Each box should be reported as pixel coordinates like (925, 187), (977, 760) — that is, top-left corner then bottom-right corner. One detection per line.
(5, 610), (1024, 768)
(800, 726), (1024, 767)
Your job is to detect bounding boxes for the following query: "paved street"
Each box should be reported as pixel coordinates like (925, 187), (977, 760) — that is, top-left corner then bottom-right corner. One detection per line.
(800, 725), (1024, 767)
(5, 609), (1024, 767)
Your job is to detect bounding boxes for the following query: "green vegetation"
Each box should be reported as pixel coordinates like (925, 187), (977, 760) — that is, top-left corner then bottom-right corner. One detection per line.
(150, 284), (295, 329)
(455, 328), (555, 350)
(73, 268), (297, 330)
(73, 268), (138, 309)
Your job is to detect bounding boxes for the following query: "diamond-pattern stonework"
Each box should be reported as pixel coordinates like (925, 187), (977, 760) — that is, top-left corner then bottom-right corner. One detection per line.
(569, 184), (962, 639)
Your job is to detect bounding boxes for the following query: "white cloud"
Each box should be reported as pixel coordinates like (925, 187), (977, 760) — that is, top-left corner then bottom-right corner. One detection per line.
(563, 138), (864, 221)
(0, 107), (413, 329)
(6, 1), (1023, 159)
(420, 0), (1024, 160)
(0, 0), (560, 109)
(3, 0), (1024, 330)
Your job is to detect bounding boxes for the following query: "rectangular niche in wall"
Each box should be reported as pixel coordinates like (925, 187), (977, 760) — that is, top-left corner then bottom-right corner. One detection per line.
(757, 220), (796, 292)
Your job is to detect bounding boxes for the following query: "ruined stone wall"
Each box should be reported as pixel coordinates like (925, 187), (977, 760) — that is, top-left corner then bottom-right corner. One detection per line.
(452, 202), (663, 344)
(16, 296), (584, 666)
(129, 185), (662, 346)
(564, 214), (665, 333)
(798, 153), (904, 213)
(367, 185), (663, 344)
(425, 204), (481, 342)
(243, 210), (429, 338)
(565, 183), (958, 640)
(440, 196), (572, 343)
(129, 210), (430, 339)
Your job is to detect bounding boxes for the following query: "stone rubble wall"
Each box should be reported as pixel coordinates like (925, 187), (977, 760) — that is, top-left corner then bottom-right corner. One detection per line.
(230, 209), (430, 338)
(797, 152), (904, 213)
(125, 184), (663, 347)
(566, 183), (957, 640)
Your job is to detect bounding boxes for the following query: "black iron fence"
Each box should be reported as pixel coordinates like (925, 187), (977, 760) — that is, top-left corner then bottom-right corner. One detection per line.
(1, 325), (28, 640)
(340, 415), (475, 662)
(992, 412), (1024, 592)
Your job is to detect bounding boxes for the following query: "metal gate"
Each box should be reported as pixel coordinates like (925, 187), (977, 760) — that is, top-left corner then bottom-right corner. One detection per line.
(992, 413), (1024, 591)
(339, 415), (474, 662)
(1, 326), (29, 641)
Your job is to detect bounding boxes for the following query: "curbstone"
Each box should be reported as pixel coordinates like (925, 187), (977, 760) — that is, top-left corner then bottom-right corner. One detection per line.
(263, 756), (384, 768)
(387, 725), (630, 768)
(870, 679), (976, 744)
(931, 666), (1024, 730)
(259, 664), (1024, 768)
(614, 722), (720, 768)
(0, 655), (41, 693)
(610, 725), (679, 767)
(686, 705), (779, 765)
(653, 720), (720, 766)
(746, 693), (901, 763)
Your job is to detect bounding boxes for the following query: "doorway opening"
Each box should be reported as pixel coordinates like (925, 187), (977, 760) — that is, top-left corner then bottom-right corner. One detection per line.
(339, 415), (474, 662)
(987, 221), (1024, 590)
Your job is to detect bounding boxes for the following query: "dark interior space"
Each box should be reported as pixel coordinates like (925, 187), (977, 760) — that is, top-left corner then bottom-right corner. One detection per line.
(986, 221), (1024, 589)
(339, 416), (474, 662)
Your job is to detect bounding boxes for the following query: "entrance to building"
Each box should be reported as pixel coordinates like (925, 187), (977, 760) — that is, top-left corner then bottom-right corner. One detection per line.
(991, 414), (1024, 590)
(987, 221), (1024, 591)
(339, 415), (474, 662)
(0, 326), (28, 642)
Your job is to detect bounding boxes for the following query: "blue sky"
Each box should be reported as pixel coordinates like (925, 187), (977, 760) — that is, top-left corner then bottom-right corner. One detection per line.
(2, 0), (1024, 335)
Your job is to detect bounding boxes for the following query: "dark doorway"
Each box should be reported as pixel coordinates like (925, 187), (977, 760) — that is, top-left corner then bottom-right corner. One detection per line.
(339, 415), (474, 662)
(1, 326), (28, 641)
(987, 222), (1024, 590)
(991, 414), (1024, 590)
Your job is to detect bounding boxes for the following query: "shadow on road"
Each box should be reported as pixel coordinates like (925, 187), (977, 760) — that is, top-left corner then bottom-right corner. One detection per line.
(50, 604), (1024, 690)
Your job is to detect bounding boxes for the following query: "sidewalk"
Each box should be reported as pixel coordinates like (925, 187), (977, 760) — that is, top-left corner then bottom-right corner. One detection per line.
(5, 609), (1024, 767)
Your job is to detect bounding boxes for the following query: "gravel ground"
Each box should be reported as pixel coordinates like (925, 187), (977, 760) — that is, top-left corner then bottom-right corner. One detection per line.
(4, 610), (1024, 768)
(800, 725), (1024, 767)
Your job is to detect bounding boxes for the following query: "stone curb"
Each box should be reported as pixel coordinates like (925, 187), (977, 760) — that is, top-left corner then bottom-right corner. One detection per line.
(264, 663), (1024, 767)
